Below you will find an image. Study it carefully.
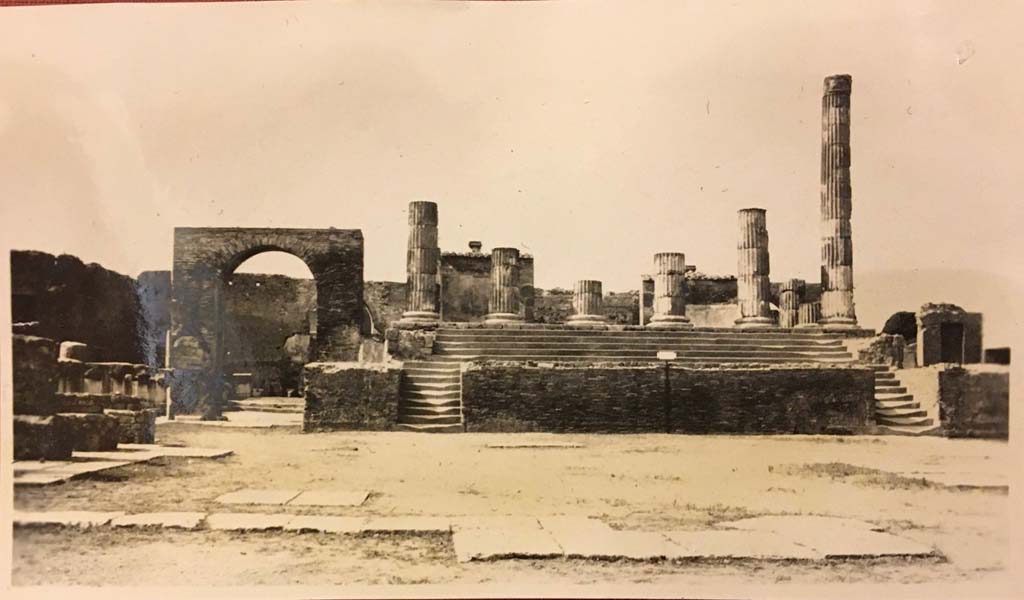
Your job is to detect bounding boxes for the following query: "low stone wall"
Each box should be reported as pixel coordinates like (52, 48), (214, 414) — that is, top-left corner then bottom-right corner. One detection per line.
(384, 328), (436, 360)
(857, 334), (906, 368)
(303, 362), (402, 431)
(105, 409), (157, 444)
(461, 363), (874, 434)
(59, 413), (120, 451)
(938, 366), (1009, 438)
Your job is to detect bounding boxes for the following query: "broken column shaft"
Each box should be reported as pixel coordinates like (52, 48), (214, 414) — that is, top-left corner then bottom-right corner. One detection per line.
(735, 208), (774, 328)
(399, 201), (440, 326)
(647, 252), (692, 329)
(819, 74), (859, 330)
(485, 247), (524, 324)
(567, 280), (607, 328)
(778, 279), (804, 328)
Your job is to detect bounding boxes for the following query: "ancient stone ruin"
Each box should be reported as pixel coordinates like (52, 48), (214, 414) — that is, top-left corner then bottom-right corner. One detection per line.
(9, 74), (1009, 459)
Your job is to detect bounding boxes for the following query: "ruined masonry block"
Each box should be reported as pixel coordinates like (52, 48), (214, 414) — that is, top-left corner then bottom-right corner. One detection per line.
(105, 409), (157, 444)
(14, 414), (74, 460)
(13, 334), (59, 415)
(58, 412), (120, 451)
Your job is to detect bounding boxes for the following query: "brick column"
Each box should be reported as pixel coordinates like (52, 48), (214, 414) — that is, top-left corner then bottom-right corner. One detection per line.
(647, 252), (692, 329)
(399, 201), (440, 327)
(567, 280), (608, 328)
(796, 302), (822, 329)
(485, 247), (524, 325)
(735, 208), (774, 328)
(778, 279), (804, 328)
(819, 74), (859, 330)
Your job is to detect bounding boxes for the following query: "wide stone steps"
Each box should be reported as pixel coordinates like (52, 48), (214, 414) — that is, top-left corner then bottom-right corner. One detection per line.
(425, 354), (854, 365)
(437, 328), (843, 340)
(437, 342), (850, 353)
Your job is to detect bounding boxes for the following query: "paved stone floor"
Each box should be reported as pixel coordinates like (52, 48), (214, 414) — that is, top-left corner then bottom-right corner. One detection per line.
(13, 444), (233, 486)
(11, 423), (1012, 588)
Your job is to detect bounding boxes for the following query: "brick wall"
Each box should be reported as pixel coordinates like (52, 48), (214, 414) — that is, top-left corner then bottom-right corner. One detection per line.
(462, 363), (874, 434)
(303, 362), (401, 431)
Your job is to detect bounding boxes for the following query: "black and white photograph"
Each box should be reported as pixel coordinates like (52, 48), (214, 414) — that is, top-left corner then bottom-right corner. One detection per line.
(1, 1), (1019, 597)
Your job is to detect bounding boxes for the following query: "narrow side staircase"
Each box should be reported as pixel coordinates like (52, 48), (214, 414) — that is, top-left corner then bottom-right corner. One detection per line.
(398, 360), (464, 432)
(869, 365), (937, 435)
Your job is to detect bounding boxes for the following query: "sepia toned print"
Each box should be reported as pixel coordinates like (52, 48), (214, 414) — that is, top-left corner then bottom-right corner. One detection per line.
(1, 1), (1019, 597)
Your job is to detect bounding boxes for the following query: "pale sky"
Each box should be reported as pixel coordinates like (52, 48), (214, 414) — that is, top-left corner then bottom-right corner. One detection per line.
(1, 1), (1022, 342)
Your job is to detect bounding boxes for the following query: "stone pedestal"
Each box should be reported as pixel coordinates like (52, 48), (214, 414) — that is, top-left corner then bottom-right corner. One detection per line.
(567, 280), (608, 328)
(399, 201), (441, 327)
(484, 247), (524, 325)
(647, 253), (693, 329)
(818, 75), (859, 330)
(778, 279), (804, 328)
(735, 209), (774, 328)
(796, 302), (822, 329)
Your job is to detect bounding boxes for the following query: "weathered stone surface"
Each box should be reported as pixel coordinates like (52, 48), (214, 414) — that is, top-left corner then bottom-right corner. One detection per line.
(485, 247), (524, 324)
(735, 209), (773, 328)
(45, 460), (132, 478)
(14, 511), (124, 528)
(663, 529), (822, 560)
(284, 516), (367, 533)
(13, 472), (71, 486)
(399, 201), (441, 326)
(361, 516), (452, 533)
(303, 361), (401, 432)
(462, 364), (874, 434)
(206, 512), (293, 531)
(648, 253), (693, 329)
(59, 341), (92, 361)
(553, 528), (677, 560)
(111, 512), (207, 529)
(441, 253), (537, 323)
(118, 443), (233, 458)
(385, 328), (436, 359)
(54, 392), (143, 414)
(453, 527), (564, 562)
(917, 303), (983, 366)
(13, 334), (59, 415)
(938, 366), (1009, 438)
(214, 489), (301, 505)
(59, 412), (120, 451)
(104, 408), (157, 444)
(858, 334), (906, 368)
(288, 490), (369, 507)
(13, 414), (73, 460)
(452, 516), (542, 531)
(718, 515), (886, 533)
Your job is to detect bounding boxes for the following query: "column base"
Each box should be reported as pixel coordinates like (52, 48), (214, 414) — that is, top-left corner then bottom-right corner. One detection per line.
(734, 317), (776, 329)
(818, 316), (860, 332)
(793, 323), (823, 330)
(397, 311), (440, 329)
(646, 315), (693, 330)
(484, 313), (524, 326)
(567, 315), (608, 329)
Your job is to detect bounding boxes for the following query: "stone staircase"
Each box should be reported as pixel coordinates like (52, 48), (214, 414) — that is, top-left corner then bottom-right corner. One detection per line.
(397, 360), (464, 432)
(429, 327), (854, 365)
(869, 365), (937, 435)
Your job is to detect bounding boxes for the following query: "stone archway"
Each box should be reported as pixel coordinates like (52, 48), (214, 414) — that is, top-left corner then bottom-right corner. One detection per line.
(169, 227), (363, 418)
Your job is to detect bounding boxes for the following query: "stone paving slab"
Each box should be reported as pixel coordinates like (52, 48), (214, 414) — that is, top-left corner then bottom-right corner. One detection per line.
(902, 470), (1009, 490)
(550, 525), (677, 560)
(206, 512), (293, 531)
(717, 515), (887, 533)
(158, 412), (300, 428)
(13, 472), (71, 486)
(663, 529), (822, 560)
(284, 515), (367, 534)
(14, 511), (125, 528)
(361, 516), (452, 534)
(74, 450), (164, 462)
(111, 512), (207, 530)
(485, 442), (585, 449)
(215, 489), (302, 505)
(13, 461), (72, 473)
(453, 527), (564, 562)
(119, 443), (234, 458)
(452, 516), (542, 531)
(288, 490), (369, 507)
(44, 460), (133, 477)
(539, 516), (616, 537)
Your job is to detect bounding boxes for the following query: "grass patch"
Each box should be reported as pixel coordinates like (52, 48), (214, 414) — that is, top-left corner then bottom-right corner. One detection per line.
(780, 462), (936, 490)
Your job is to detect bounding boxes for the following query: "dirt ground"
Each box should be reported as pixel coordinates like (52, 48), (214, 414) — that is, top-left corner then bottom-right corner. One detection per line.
(11, 424), (1012, 588)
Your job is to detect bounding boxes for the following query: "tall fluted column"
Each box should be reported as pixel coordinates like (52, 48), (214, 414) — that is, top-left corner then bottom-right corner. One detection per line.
(778, 279), (804, 328)
(735, 208), (774, 328)
(484, 247), (523, 324)
(796, 302), (822, 329)
(819, 74), (859, 330)
(399, 201), (440, 327)
(567, 280), (607, 328)
(647, 252), (692, 329)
